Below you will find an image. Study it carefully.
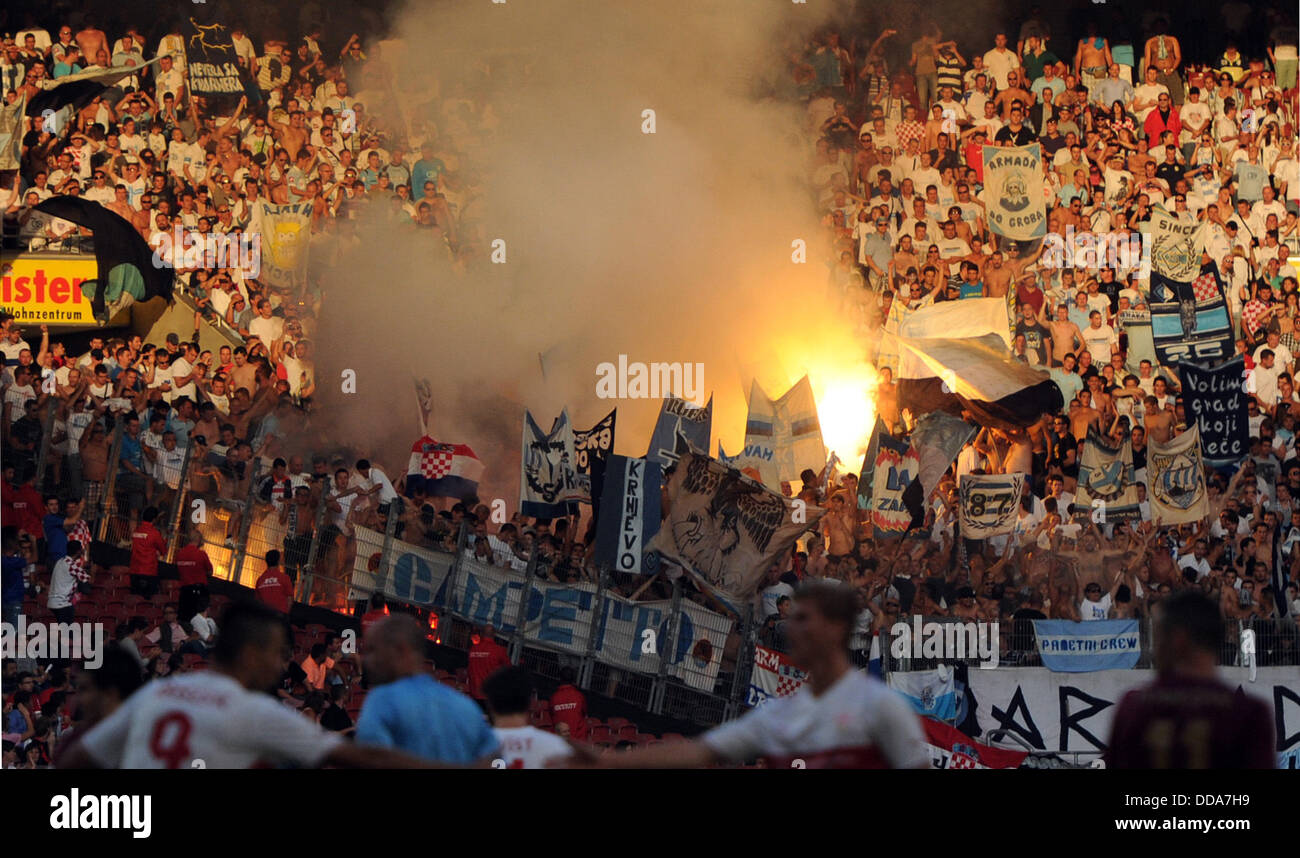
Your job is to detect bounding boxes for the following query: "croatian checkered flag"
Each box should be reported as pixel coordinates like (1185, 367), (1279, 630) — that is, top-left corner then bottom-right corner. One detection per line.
(406, 435), (485, 501)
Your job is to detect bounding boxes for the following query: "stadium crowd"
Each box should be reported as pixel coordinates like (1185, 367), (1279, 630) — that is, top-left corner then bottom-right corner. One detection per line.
(2, 2), (1299, 768)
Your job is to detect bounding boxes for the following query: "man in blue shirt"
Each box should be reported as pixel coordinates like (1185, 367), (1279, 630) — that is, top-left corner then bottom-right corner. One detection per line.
(410, 144), (446, 198)
(357, 614), (499, 765)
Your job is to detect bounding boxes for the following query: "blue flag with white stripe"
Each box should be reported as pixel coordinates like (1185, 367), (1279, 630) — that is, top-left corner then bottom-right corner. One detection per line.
(1033, 619), (1141, 672)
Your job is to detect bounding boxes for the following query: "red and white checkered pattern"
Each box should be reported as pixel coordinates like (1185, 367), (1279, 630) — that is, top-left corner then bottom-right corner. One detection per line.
(775, 673), (805, 697)
(1191, 271), (1219, 303)
(419, 447), (454, 479)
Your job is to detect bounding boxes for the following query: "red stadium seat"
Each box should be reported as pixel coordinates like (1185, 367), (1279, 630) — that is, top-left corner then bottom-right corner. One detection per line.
(634, 732), (656, 744)
(589, 726), (612, 743)
(616, 725), (638, 740)
(531, 710), (553, 727)
(605, 716), (630, 730)
(529, 698), (547, 712)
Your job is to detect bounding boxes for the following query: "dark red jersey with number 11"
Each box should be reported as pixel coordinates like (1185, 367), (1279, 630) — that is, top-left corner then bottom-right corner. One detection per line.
(1106, 675), (1276, 769)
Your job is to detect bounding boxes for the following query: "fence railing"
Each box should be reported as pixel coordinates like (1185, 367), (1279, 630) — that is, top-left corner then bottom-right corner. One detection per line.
(869, 614), (1298, 673)
(337, 512), (748, 727)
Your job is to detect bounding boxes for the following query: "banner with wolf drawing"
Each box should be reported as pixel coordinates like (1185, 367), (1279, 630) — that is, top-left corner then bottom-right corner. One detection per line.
(253, 201), (312, 289)
(982, 144), (1046, 241)
(648, 452), (824, 610)
(1145, 425), (1208, 524)
(1071, 428), (1141, 522)
(521, 409), (579, 518)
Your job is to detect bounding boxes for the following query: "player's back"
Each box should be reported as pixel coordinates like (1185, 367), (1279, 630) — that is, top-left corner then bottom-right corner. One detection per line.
(493, 725), (573, 769)
(1106, 675), (1276, 769)
(81, 671), (342, 769)
(356, 673), (497, 764)
(703, 668), (929, 769)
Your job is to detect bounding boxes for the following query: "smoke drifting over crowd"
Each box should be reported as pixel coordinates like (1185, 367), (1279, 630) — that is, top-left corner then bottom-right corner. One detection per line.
(314, 0), (865, 506)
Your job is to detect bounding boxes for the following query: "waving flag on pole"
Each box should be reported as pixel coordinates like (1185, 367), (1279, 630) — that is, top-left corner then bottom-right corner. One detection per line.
(406, 437), (484, 501)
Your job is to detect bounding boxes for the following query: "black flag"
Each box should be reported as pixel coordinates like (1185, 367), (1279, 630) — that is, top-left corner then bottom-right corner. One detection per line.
(33, 197), (175, 317)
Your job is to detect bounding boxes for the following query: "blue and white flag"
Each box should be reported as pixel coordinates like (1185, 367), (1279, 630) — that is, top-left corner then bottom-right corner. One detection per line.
(646, 395), (712, 471)
(520, 409), (579, 518)
(888, 668), (959, 721)
(1033, 619), (1141, 672)
(593, 456), (662, 574)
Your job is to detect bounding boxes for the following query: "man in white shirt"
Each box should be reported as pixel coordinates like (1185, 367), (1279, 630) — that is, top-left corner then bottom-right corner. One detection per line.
(982, 33), (1020, 90)
(351, 459), (399, 508)
(585, 581), (928, 769)
(1177, 539), (1212, 580)
(485, 666), (572, 769)
(60, 601), (428, 769)
(1082, 311), (1119, 364)
(247, 299), (285, 346)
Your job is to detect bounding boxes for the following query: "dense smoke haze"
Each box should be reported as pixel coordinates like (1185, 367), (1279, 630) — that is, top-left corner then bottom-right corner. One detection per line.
(313, 0), (866, 507)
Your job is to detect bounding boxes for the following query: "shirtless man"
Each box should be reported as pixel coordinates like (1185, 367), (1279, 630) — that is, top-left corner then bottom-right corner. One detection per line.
(994, 69), (1034, 120)
(1143, 22), (1183, 105)
(269, 110), (311, 161)
(875, 367), (900, 431)
(983, 251), (1012, 298)
(105, 186), (135, 223)
(1143, 395), (1174, 444)
(1073, 25), (1111, 96)
(822, 493), (856, 561)
(998, 428), (1034, 475)
(75, 18), (108, 71)
(1069, 390), (1101, 440)
(79, 418), (110, 516)
(1047, 304), (1085, 366)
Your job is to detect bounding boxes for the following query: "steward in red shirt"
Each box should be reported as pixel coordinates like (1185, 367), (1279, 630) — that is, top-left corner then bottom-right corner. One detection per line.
(174, 530), (214, 622)
(128, 507), (167, 599)
(467, 623), (510, 701)
(549, 665), (589, 740)
(255, 549), (294, 615)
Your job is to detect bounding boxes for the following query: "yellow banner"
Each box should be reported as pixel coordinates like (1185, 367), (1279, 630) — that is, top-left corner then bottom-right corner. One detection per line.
(0, 256), (97, 325)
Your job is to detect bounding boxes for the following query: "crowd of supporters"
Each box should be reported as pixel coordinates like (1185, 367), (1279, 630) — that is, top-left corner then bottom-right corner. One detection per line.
(3, 4), (1300, 767)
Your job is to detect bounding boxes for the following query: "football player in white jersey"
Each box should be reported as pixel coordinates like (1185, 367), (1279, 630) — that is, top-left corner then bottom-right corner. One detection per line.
(580, 580), (928, 769)
(485, 666), (573, 769)
(59, 602), (432, 769)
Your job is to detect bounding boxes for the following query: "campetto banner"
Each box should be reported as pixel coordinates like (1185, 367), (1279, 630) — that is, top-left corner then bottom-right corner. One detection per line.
(959, 473), (1025, 538)
(347, 527), (455, 606)
(446, 558), (731, 691)
(1145, 425), (1208, 523)
(746, 644), (808, 707)
(963, 666), (1296, 759)
(982, 144), (1047, 240)
(1032, 620), (1142, 672)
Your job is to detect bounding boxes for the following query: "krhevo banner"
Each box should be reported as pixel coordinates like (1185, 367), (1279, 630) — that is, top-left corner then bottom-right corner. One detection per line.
(959, 473), (1025, 538)
(982, 144), (1046, 240)
(962, 666), (1295, 759)
(446, 557), (732, 692)
(593, 455), (662, 575)
(1032, 620), (1142, 672)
